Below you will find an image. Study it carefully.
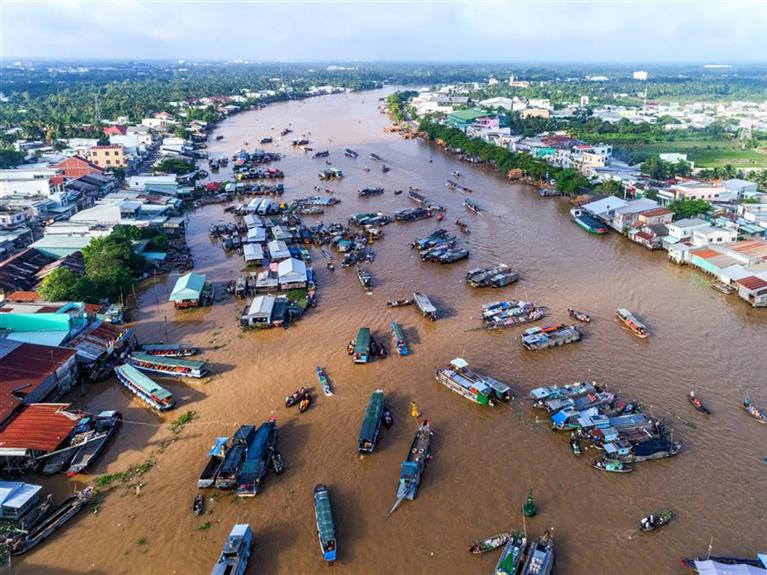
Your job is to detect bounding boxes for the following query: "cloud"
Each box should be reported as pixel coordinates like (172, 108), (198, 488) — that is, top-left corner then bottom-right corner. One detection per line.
(2, 0), (766, 61)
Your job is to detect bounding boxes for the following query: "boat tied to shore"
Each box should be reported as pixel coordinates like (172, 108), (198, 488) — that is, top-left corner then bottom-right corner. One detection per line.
(570, 208), (608, 235)
(313, 484), (338, 565)
(616, 308), (649, 339)
(236, 418), (278, 497)
(114, 364), (175, 411)
(198, 436), (229, 488)
(389, 420), (432, 516)
(358, 389), (385, 453)
(211, 523), (253, 575)
(66, 410), (121, 476)
(139, 343), (198, 357)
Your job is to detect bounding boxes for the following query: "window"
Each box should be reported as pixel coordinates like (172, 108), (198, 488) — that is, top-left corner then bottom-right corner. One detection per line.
(106, 160), (111, 165)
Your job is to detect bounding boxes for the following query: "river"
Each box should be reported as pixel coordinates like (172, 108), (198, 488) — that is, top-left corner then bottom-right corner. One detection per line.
(15, 88), (766, 575)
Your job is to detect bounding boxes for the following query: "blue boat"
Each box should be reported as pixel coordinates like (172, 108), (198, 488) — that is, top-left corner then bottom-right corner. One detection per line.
(237, 419), (277, 497)
(313, 484), (337, 565)
(389, 420), (432, 515)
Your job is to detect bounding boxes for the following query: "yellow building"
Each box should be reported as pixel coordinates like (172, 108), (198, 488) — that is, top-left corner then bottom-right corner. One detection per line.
(88, 144), (126, 169)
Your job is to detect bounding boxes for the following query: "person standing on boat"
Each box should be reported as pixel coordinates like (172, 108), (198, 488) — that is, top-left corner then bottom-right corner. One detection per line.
(411, 402), (422, 419)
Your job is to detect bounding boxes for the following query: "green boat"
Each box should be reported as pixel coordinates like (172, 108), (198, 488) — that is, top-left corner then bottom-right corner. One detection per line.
(358, 390), (384, 453)
(351, 327), (370, 364)
(313, 484), (337, 565)
(495, 532), (528, 575)
(433, 358), (495, 406)
(128, 352), (208, 378)
(390, 322), (409, 356)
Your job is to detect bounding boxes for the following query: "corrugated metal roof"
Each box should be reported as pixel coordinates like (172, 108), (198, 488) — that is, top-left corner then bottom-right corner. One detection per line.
(0, 403), (81, 453)
(690, 248), (720, 259)
(737, 275), (767, 291)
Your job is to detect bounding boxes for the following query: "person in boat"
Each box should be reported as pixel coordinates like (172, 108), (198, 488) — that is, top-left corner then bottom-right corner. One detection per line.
(411, 402), (422, 419)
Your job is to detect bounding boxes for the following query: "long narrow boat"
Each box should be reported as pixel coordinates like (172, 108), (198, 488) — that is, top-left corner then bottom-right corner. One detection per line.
(215, 426), (256, 489)
(66, 411), (121, 476)
(521, 532), (555, 575)
(313, 484), (338, 565)
(464, 199), (481, 213)
(237, 419), (277, 497)
(211, 523), (253, 575)
(495, 532), (528, 575)
(128, 352), (208, 378)
(9, 487), (94, 555)
(357, 265), (372, 291)
(139, 343), (198, 357)
(742, 398), (766, 424)
(114, 364), (175, 411)
(469, 532), (510, 554)
(389, 420), (432, 515)
(616, 308), (649, 339)
(390, 321), (409, 356)
(413, 292), (438, 321)
(198, 436), (229, 488)
(351, 328), (370, 364)
(358, 390), (385, 453)
(408, 190), (427, 204)
(570, 208), (608, 234)
(317, 366), (333, 396)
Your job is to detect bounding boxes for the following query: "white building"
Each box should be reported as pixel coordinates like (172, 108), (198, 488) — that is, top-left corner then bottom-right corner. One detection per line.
(277, 257), (307, 289)
(691, 225), (738, 247)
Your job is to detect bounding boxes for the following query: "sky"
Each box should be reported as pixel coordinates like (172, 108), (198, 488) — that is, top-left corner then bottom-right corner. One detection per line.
(3, 0), (767, 63)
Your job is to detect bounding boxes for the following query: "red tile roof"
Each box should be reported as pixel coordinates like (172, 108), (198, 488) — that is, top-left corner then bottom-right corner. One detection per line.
(0, 403), (81, 453)
(690, 248), (720, 259)
(730, 240), (767, 260)
(6, 291), (40, 302)
(103, 124), (127, 136)
(736, 275), (767, 291)
(640, 207), (673, 218)
(52, 156), (103, 179)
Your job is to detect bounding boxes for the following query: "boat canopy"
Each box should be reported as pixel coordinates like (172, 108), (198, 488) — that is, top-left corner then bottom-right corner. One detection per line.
(358, 391), (384, 446)
(130, 352), (207, 370)
(694, 561), (767, 575)
(355, 328), (371, 354)
(208, 437), (229, 457)
(314, 490), (336, 541)
(115, 364), (172, 402)
(449, 357), (469, 370)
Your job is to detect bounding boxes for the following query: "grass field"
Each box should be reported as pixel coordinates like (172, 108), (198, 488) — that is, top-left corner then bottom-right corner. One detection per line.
(616, 139), (767, 169)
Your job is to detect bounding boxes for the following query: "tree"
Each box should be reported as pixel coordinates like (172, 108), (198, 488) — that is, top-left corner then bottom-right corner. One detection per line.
(37, 268), (93, 302)
(667, 199), (710, 220)
(0, 148), (25, 168)
(153, 157), (195, 175)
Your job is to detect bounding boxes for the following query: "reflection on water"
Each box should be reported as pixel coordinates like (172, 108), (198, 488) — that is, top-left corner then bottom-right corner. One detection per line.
(16, 89), (766, 575)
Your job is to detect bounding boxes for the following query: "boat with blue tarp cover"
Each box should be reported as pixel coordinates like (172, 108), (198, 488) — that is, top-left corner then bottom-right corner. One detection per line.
(198, 436), (229, 488)
(237, 419), (277, 497)
(115, 364), (175, 411)
(390, 322), (409, 356)
(358, 390), (385, 453)
(313, 484), (337, 565)
(210, 523), (253, 575)
(128, 352), (208, 378)
(389, 420), (432, 515)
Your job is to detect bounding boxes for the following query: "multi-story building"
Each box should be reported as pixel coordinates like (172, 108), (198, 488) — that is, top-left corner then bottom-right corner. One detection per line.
(87, 144), (126, 169)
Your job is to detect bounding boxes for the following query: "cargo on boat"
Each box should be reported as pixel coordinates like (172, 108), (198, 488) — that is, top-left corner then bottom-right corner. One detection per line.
(434, 357), (511, 404)
(389, 421), (432, 514)
(495, 532), (528, 575)
(521, 532), (554, 575)
(521, 323), (582, 350)
(138, 343), (198, 357)
(570, 208), (608, 234)
(466, 264), (519, 288)
(394, 207), (432, 222)
(66, 410), (121, 476)
(357, 265), (372, 291)
(616, 308), (649, 338)
(313, 484), (337, 564)
(482, 301), (546, 329)
(114, 364), (175, 411)
(215, 425), (256, 489)
(237, 419), (277, 497)
(413, 291), (438, 320)
(211, 523), (253, 575)
(198, 436), (229, 488)
(464, 199), (481, 213)
(390, 321), (409, 356)
(529, 381), (599, 406)
(358, 389), (385, 453)
(128, 352), (208, 378)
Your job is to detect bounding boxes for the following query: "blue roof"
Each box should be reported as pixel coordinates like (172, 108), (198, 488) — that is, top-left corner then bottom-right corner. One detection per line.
(169, 272), (206, 301)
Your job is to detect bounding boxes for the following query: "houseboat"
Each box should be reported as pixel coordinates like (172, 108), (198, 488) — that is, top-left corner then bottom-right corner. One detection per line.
(313, 484), (338, 565)
(466, 264), (519, 288)
(114, 364), (175, 411)
(215, 425), (256, 489)
(616, 308), (649, 338)
(529, 381), (599, 406)
(358, 390), (384, 453)
(198, 436), (229, 488)
(237, 419), (277, 497)
(128, 352), (208, 378)
(211, 523), (253, 575)
(351, 328), (371, 363)
(138, 343), (198, 357)
(521, 324), (582, 350)
(390, 321), (409, 356)
(434, 359), (495, 406)
(66, 411), (121, 476)
(570, 208), (608, 235)
(389, 420), (432, 515)
(413, 292), (438, 320)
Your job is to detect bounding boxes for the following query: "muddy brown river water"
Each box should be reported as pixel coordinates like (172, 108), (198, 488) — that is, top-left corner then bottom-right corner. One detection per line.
(14, 88), (766, 575)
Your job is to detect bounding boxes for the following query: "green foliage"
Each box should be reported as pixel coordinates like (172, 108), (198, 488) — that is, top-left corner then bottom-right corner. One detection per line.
(154, 157), (195, 175)
(0, 147), (25, 168)
(668, 199), (710, 220)
(386, 91), (418, 123)
(595, 180), (622, 194)
(169, 410), (197, 434)
(640, 156), (692, 179)
(37, 268), (94, 302)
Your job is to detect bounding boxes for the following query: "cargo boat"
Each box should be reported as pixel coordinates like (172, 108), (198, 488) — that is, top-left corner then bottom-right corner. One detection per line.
(66, 410), (121, 476)
(211, 523), (253, 575)
(616, 308), (649, 338)
(313, 484), (338, 565)
(358, 187), (384, 197)
(357, 266), (372, 291)
(413, 291), (438, 321)
(237, 419), (277, 497)
(465, 264), (519, 288)
(529, 381), (599, 406)
(358, 389), (384, 453)
(495, 532), (528, 575)
(389, 420), (432, 515)
(114, 364), (175, 411)
(390, 321), (409, 356)
(521, 532), (555, 575)
(570, 208), (608, 234)
(138, 343), (198, 357)
(435, 357), (511, 404)
(128, 352), (208, 378)
(215, 425), (256, 489)
(351, 328), (370, 363)
(198, 436), (229, 488)
(521, 323), (582, 350)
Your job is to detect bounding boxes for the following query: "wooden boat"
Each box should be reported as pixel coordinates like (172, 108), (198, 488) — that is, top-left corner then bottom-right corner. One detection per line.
(464, 199), (480, 213)
(711, 280), (735, 294)
(743, 398), (766, 424)
(382, 164), (391, 173)
(128, 352), (208, 378)
(434, 358), (497, 406)
(616, 308), (649, 339)
(317, 367), (333, 396)
(357, 265), (372, 291)
(216, 426), (256, 489)
(299, 394), (311, 413)
(115, 364), (175, 411)
(369, 153), (382, 161)
(394, 189), (403, 195)
(521, 532), (554, 575)
(567, 308), (591, 323)
(270, 450), (285, 474)
(211, 523), (253, 575)
(593, 457), (632, 473)
(351, 328), (370, 364)
(495, 532), (528, 575)
(521, 324), (582, 351)
(193, 494), (204, 516)
(139, 343), (198, 357)
(570, 432), (582, 456)
(456, 219), (471, 234)
(313, 484), (338, 565)
(9, 487), (94, 555)
(197, 436), (229, 488)
(358, 187), (384, 197)
(285, 386), (308, 407)
(358, 389), (385, 453)
(389, 420), (432, 515)
(413, 292), (438, 321)
(66, 410), (121, 476)
(390, 321), (409, 356)
(387, 298), (413, 307)
(687, 391), (711, 415)
(344, 148), (358, 158)
(640, 510), (673, 532)
(408, 190), (427, 204)
(469, 532), (510, 554)
(382, 407), (394, 429)
(237, 419), (277, 497)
